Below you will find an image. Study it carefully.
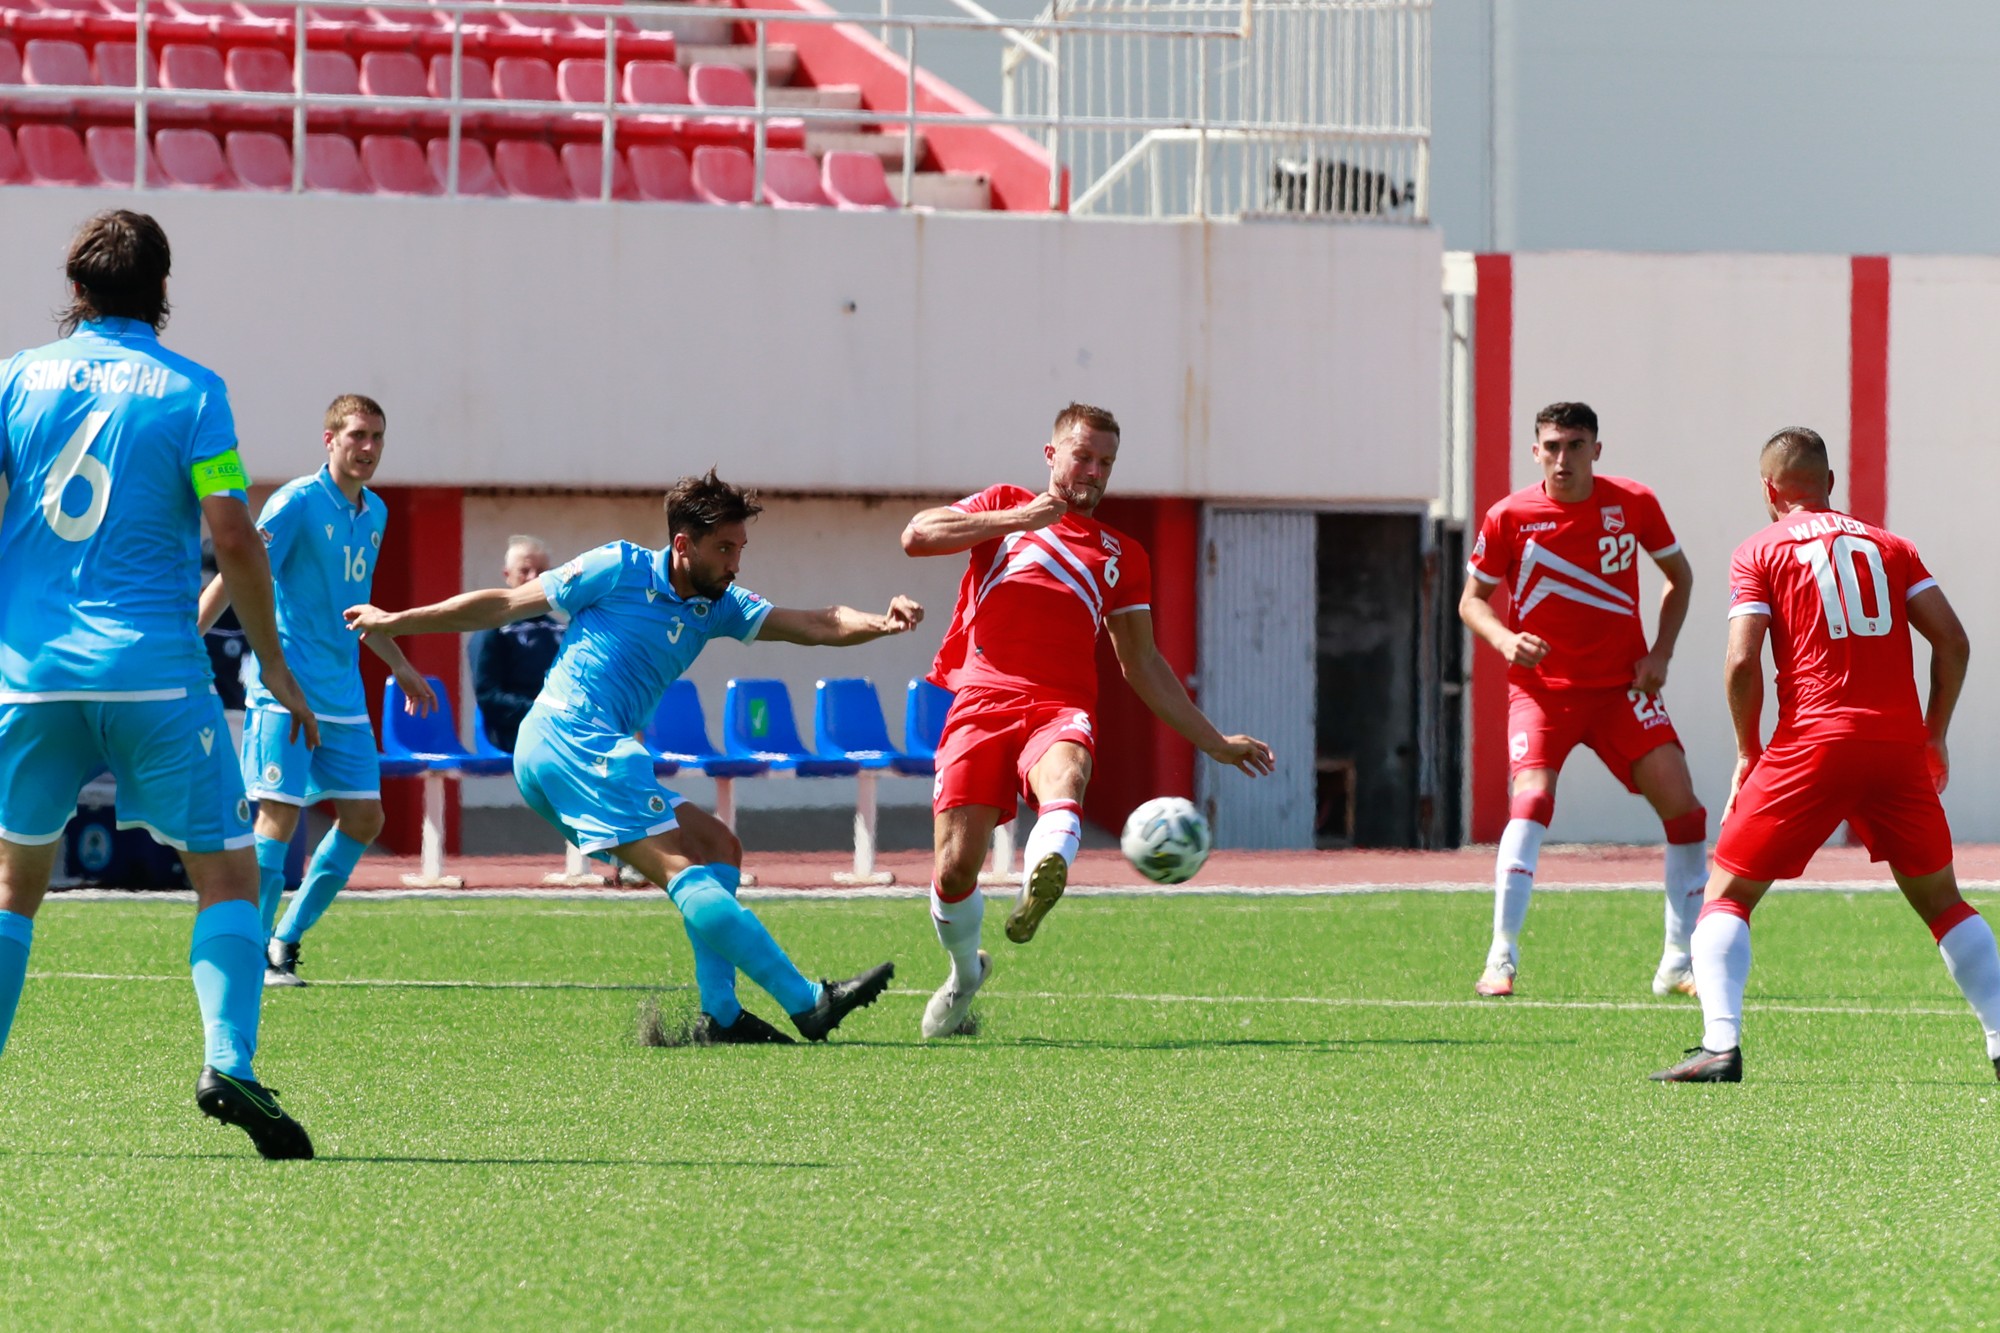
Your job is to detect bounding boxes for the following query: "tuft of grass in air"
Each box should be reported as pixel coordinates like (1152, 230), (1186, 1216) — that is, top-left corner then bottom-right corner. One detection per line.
(4, 887), (1999, 1330)
(634, 991), (700, 1048)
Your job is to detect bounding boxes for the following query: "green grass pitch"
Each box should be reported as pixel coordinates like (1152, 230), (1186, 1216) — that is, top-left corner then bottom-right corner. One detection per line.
(4, 888), (1999, 1330)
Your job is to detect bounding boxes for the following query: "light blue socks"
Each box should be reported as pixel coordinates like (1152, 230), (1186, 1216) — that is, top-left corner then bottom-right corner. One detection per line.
(190, 899), (263, 1078)
(0, 911), (33, 1057)
(684, 864), (744, 1024)
(275, 829), (367, 945)
(254, 835), (289, 935)
(666, 864), (821, 1016)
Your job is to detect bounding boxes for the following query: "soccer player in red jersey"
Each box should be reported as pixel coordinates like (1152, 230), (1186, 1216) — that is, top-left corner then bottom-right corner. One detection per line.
(901, 403), (1275, 1038)
(1653, 428), (2000, 1083)
(1463, 402), (1708, 998)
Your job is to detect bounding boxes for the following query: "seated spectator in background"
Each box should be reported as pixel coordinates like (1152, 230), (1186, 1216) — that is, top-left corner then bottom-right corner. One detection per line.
(471, 535), (562, 752)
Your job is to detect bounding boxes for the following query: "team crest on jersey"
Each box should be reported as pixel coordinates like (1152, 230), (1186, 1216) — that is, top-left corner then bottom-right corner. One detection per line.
(236, 799), (251, 824)
(1600, 506), (1625, 534)
(1472, 532), (1486, 559)
(264, 763), (283, 786)
(371, 532), (381, 549)
(692, 602), (711, 618)
(1100, 530), (1122, 555)
(1510, 731), (1529, 762)
(648, 794), (666, 814)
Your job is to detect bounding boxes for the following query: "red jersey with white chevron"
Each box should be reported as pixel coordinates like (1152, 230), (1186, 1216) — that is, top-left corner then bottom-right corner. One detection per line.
(1726, 509), (1934, 746)
(1469, 474), (1678, 690)
(927, 484), (1152, 707)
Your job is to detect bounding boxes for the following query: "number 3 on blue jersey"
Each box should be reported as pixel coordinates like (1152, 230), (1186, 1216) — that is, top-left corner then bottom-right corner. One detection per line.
(40, 410), (112, 542)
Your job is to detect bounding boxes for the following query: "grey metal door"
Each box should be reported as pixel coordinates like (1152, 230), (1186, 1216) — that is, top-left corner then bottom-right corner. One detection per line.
(1196, 508), (1316, 848)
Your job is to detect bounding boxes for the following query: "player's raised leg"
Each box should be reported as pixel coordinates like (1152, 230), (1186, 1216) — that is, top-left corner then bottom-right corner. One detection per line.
(1009, 736), (1090, 945)
(1480, 775), (1554, 997)
(1630, 744), (1707, 997)
(1896, 866), (2000, 1080)
(925, 805), (998, 1039)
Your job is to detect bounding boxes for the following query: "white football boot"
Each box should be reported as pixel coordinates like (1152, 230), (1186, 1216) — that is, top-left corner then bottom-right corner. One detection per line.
(921, 950), (992, 1039)
(1652, 954), (1698, 997)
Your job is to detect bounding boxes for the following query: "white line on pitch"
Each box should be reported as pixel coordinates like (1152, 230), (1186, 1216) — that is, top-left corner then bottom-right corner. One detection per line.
(25, 971), (1976, 1020)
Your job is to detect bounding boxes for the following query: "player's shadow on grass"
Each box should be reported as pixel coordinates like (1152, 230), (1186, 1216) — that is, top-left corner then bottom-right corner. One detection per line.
(888, 1035), (1575, 1052)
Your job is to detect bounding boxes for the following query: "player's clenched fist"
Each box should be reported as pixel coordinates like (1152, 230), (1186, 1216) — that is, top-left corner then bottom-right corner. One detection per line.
(1015, 490), (1070, 529)
(1502, 631), (1550, 668)
(344, 603), (392, 635)
(1207, 734), (1275, 777)
(880, 596), (924, 633)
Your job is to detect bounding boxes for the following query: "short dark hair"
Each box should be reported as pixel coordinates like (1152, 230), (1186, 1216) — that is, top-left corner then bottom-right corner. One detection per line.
(1053, 402), (1120, 440)
(325, 393), (386, 433)
(1534, 401), (1598, 436)
(664, 468), (763, 542)
(59, 210), (172, 336)
(1761, 426), (1830, 475)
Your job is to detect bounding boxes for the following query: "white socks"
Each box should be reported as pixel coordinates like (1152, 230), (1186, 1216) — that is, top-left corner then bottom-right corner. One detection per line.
(1490, 817), (1546, 968)
(1691, 905), (1751, 1052)
(929, 882), (984, 988)
(1021, 800), (1081, 881)
(1662, 840), (1708, 960)
(1934, 907), (2000, 1060)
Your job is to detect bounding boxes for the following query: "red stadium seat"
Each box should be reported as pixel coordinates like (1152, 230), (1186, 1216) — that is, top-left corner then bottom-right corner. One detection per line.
(627, 140), (689, 201)
(554, 55), (608, 105)
(492, 54), (555, 100)
(689, 142), (749, 205)
(2, 0), (90, 39)
(220, 44), (290, 128)
(94, 0), (211, 39)
(360, 50), (441, 130)
(0, 124), (26, 182)
(359, 132), (438, 193)
(155, 125), (232, 185)
(303, 129), (364, 189)
(159, 41), (228, 123)
(558, 140), (633, 200)
(425, 134), (501, 195)
(822, 149), (893, 210)
(426, 51), (491, 100)
(760, 146), (825, 208)
(21, 36), (89, 115)
(0, 39), (20, 86)
(224, 126), (290, 188)
(492, 135), (568, 197)
(93, 39), (138, 88)
(84, 124), (168, 185)
(495, 0), (576, 37)
(619, 57), (684, 106)
(688, 59), (750, 114)
(16, 122), (98, 182)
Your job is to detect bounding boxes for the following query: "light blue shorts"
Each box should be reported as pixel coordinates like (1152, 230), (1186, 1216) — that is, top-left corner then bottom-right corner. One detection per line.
(514, 706), (684, 854)
(242, 707), (381, 806)
(0, 694), (252, 853)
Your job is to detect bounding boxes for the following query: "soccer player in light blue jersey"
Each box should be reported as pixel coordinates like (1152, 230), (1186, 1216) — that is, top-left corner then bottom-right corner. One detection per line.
(0, 211), (315, 1158)
(347, 470), (918, 1043)
(198, 394), (438, 985)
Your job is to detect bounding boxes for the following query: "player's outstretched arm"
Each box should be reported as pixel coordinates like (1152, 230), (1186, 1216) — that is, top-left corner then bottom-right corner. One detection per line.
(361, 632), (440, 716)
(206, 494), (320, 750)
(1634, 549), (1694, 692)
(1909, 586), (1971, 789)
(345, 583), (551, 639)
(1107, 609), (1275, 777)
(901, 493), (1069, 557)
(1459, 573), (1548, 669)
(757, 597), (924, 646)
(1722, 611), (1770, 816)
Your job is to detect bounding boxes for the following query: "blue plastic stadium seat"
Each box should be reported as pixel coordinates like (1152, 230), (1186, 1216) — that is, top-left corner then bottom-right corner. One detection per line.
(723, 678), (860, 778)
(383, 675), (514, 778)
(646, 678), (764, 779)
(816, 677), (931, 776)
(469, 702), (513, 761)
(900, 678), (954, 774)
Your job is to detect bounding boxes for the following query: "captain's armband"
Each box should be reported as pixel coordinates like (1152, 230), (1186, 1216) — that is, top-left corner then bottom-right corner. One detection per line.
(190, 449), (249, 499)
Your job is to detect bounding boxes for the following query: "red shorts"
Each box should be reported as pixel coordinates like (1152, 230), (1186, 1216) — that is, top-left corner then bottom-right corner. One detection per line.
(1713, 738), (1952, 881)
(1507, 684), (1681, 793)
(931, 686), (1096, 815)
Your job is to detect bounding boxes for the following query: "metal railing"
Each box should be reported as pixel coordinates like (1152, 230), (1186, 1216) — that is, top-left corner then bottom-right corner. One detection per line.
(0, 0), (1429, 217)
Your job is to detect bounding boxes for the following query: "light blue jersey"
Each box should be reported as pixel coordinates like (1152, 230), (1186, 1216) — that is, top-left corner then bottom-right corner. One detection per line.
(242, 466), (387, 723)
(0, 318), (244, 697)
(537, 542), (771, 735)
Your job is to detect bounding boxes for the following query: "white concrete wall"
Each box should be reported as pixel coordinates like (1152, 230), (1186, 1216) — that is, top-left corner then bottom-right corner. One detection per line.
(0, 190), (1442, 504)
(1508, 254), (1854, 842)
(1887, 258), (2000, 840)
(456, 491), (968, 811)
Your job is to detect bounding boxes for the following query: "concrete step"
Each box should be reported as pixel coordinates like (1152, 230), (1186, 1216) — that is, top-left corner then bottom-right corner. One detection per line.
(677, 42), (800, 88)
(768, 84), (863, 132)
(623, 0), (735, 46)
(890, 170), (992, 212)
(806, 128), (925, 169)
